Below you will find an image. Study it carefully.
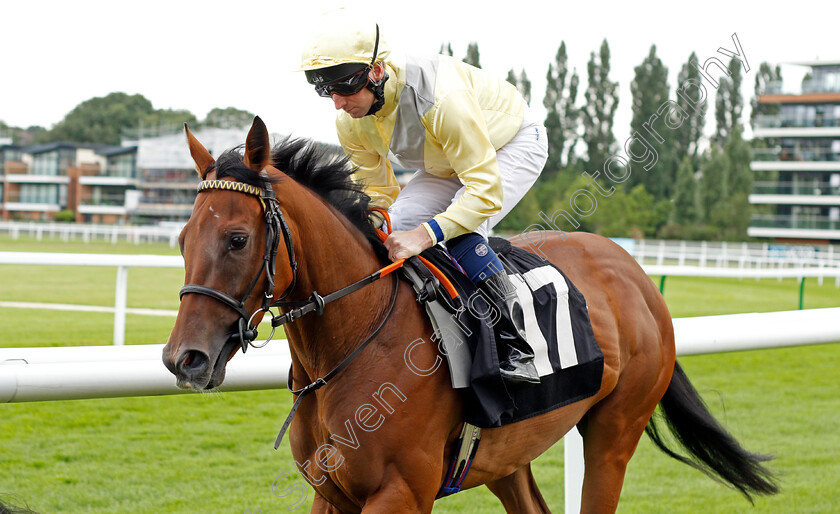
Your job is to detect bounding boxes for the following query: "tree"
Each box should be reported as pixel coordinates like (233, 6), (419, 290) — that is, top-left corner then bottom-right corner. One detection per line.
(671, 155), (700, 224)
(699, 145), (729, 225)
(675, 52), (707, 169)
(714, 57), (744, 145)
(506, 69), (517, 86)
(202, 107), (254, 129)
(724, 125), (752, 198)
(139, 109), (198, 136)
(629, 45), (676, 200)
(463, 42), (481, 68)
(518, 70), (532, 105)
(581, 39), (619, 172)
(48, 92), (155, 145)
(439, 42), (453, 56)
(543, 42), (580, 175)
(506, 69), (532, 105)
(750, 62), (782, 128)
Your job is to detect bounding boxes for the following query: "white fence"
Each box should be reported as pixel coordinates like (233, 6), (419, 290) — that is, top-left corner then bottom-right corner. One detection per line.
(2, 308), (839, 513)
(4, 221), (839, 270)
(632, 238), (840, 269)
(0, 220), (183, 246)
(0, 343), (290, 403)
(0, 252), (183, 345)
(2, 252), (839, 347)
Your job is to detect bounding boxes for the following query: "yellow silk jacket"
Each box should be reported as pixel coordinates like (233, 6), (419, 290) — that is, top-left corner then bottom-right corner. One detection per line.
(336, 53), (525, 243)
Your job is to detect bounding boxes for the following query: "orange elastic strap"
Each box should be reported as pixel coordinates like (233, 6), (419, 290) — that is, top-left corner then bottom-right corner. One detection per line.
(371, 207), (459, 300)
(416, 255), (459, 300)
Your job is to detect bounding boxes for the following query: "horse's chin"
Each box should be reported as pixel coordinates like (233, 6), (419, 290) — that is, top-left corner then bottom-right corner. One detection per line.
(176, 337), (240, 391)
(205, 338), (241, 389)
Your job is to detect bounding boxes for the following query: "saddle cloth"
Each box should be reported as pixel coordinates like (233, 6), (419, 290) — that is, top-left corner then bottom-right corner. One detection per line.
(406, 237), (604, 428)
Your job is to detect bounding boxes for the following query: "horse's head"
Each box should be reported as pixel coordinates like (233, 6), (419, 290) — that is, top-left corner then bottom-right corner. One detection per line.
(162, 117), (293, 390)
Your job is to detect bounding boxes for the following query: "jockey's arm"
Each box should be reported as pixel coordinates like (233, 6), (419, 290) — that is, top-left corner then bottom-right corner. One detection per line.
(421, 90), (503, 245)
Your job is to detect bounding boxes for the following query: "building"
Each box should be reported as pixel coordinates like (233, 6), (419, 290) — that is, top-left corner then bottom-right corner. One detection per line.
(1, 127), (418, 225)
(75, 146), (139, 224)
(128, 126), (251, 224)
(750, 60), (840, 243)
(0, 142), (139, 224)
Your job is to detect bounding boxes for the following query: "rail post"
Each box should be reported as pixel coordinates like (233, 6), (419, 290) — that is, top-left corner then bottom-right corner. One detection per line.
(113, 266), (129, 345)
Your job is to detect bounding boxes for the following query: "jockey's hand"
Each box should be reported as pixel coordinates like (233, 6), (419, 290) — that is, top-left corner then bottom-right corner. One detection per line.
(384, 225), (433, 261)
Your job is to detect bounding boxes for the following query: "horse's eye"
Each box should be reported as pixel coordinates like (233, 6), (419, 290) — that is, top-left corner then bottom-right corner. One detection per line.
(229, 235), (248, 250)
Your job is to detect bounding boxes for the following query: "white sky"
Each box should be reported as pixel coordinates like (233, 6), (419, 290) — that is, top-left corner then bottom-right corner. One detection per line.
(1, 0), (836, 148)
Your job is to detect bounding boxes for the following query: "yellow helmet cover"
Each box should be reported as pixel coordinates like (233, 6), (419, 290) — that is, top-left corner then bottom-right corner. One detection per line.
(300, 9), (389, 71)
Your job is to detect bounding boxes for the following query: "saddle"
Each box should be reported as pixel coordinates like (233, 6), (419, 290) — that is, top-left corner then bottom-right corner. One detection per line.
(403, 237), (604, 428)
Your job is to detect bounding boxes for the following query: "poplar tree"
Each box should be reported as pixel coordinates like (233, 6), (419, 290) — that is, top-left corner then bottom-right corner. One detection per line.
(506, 69), (532, 105)
(672, 155), (700, 224)
(700, 145), (729, 224)
(582, 39), (619, 172)
(629, 45), (676, 200)
(725, 125), (753, 198)
(463, 42), (481, 68)
(543, 41), (580, 175)
(714, 57), (744, 145)
(518, 70), (532, 105)
(675, 52), (707, 169)
(750, 62), (782, 128)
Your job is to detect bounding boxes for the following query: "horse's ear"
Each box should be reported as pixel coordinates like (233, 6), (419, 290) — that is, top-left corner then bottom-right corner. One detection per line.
(243, 116), (271, 172)
(184, 124), (215, 179)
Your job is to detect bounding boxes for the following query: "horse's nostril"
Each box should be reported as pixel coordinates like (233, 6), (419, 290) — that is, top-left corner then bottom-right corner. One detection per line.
(179, 350), (209, 375)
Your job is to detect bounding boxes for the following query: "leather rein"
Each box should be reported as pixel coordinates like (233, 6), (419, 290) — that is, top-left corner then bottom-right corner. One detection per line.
(178, 170), (404, 447)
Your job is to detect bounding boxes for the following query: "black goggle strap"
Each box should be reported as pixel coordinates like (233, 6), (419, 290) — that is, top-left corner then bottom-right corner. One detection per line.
(370, 24), (379, 68)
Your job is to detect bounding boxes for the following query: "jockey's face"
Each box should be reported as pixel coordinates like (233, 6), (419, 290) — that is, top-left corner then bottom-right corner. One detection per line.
(330, 63), (384, 118)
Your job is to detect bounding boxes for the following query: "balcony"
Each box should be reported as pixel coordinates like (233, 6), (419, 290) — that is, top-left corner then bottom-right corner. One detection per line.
(752, 147), (840, 162)
(134, 198), (194, 217)
(750, 181), (840, 207)
(4, 174), (70, 185)
(748, 214), (840, 240)
(79, 193), (130, 207)
(751, 148), (840, 172)
(79, 176), (138, 187)
(3, 191), (61, 212)
(750, 214), (840, 232)
(753, 114), (840, 129)
(752, 181), (840, 195)
(763, 78), (840, 96)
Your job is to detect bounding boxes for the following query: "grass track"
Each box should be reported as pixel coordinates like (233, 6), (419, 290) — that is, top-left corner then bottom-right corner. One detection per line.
(1, 236), (839, 512)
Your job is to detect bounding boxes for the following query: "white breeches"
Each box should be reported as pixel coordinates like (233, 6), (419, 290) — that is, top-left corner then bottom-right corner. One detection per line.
(387, 109), (549, 239)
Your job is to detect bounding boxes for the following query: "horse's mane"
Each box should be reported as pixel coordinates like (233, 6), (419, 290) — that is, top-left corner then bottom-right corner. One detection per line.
(215, 138), (388, 261)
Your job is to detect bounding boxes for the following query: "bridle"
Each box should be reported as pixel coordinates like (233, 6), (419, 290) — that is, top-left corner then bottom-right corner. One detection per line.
(179, 170), (297, 353)
(178, 169), (407, 448)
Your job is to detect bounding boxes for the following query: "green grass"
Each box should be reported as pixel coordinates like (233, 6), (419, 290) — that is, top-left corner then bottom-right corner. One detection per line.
(1, 238), (840, 512)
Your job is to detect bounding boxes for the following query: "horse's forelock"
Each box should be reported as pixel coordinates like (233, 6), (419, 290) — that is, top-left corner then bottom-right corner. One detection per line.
(215, 146), (279, 188)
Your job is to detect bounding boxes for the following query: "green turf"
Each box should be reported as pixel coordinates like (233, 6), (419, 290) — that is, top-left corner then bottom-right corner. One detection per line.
(1, 238), (840, 512)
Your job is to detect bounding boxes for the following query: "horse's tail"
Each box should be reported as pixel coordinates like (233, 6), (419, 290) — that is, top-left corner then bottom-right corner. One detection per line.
(644, 361), (779, 501)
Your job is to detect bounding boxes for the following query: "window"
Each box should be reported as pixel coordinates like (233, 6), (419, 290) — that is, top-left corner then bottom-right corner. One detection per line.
(107, 153), (136, 178)
(32, 152), (59, 175)
(19, 184), (59, 204)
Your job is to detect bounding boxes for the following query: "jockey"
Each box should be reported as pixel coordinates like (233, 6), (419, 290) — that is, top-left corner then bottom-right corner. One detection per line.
(300, 11), (548, 385)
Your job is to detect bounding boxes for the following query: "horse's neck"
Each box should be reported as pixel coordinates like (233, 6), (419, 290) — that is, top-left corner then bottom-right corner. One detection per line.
(281, 191), (393, 378)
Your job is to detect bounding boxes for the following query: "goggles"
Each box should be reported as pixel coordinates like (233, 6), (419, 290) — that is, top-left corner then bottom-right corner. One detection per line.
(309, 66), (371, 97)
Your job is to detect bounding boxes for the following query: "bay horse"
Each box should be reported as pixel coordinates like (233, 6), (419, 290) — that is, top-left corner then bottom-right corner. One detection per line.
(162, 117), (777, 513)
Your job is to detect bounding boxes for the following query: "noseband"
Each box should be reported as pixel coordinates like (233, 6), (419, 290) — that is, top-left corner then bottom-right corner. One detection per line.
(179, 171), (297, 353)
